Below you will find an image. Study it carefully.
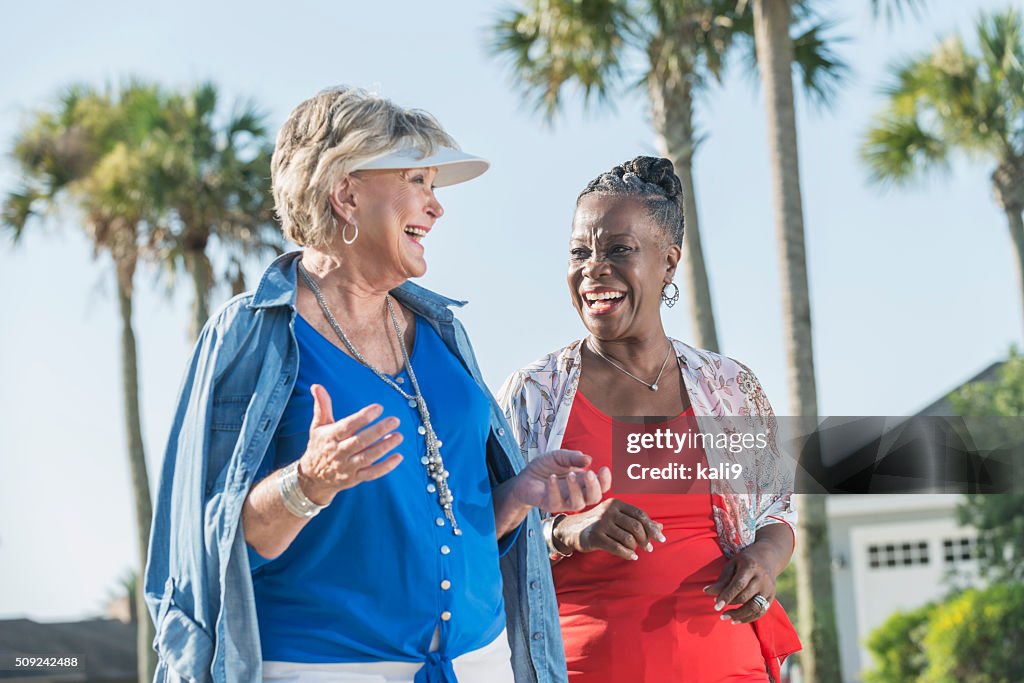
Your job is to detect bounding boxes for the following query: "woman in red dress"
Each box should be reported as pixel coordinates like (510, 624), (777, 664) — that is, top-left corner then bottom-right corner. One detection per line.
(499, 157), (801, 682)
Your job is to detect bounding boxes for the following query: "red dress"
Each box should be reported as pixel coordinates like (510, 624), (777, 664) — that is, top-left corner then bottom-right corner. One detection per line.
(555, 392), (771, 683)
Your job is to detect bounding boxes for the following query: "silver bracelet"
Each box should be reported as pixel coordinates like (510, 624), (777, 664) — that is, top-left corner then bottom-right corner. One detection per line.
(543, 513), (573, 559)
(278, 461), (327, 519)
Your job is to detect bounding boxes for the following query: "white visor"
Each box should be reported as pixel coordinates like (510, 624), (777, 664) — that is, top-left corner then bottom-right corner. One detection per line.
(352, 146), (490, 187)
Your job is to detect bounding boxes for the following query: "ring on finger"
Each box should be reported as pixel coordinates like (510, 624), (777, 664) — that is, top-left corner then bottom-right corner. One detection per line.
(752, 594), (771, 613)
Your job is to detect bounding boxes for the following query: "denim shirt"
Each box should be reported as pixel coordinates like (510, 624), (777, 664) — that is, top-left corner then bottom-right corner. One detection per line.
(145, 251), (567, 683)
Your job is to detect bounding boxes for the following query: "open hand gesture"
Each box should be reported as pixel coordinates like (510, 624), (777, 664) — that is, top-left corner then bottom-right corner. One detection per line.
(510, 449), (612, 513)
(297, 384), (404, 504)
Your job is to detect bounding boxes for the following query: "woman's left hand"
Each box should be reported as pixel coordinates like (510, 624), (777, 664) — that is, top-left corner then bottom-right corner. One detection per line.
(703, 543), (780, 624)
(511, 449), (612, 513)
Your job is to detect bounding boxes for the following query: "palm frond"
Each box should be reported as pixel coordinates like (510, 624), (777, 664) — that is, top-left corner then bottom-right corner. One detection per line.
(488, 0), (632, 120)
(869, 0), (928, 27)
(55, 83), (97, 128)
(977, 7), (1018, 74)
(791, 20), (850, 109)
(862, 6), (1024, 190)
(227, 100), (269, 139)
(1, 187), (43, 242)
(929, 37), (1006, 154)
(728, 2), (847, 110)
(861, 112), (949, 187)
(880, 56), (936, 115)
(976, 7), (1024, 155)
(657, 0), (748, 88)
(192, 82), (219, 122)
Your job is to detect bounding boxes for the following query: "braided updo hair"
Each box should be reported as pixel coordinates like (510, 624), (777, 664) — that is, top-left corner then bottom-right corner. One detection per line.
(576, 156), (684, 247)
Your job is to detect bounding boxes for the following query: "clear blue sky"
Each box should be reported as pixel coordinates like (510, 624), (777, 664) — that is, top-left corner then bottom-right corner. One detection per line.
(0, 0), (1018, 621)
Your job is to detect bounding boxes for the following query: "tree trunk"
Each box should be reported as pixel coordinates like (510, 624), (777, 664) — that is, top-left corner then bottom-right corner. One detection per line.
(187, 248), (211, 343)
(992, 159), (1024, 337)
(751, 1), (841, 681)
(648, 66), (721, 353)
(1005, 208), (1024, 337)
(231, 267), (247, 297)
(115, 256), (155, 683)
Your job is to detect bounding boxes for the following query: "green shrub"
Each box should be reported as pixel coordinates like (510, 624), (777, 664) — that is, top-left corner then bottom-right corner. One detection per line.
(921, 582), (1024, 683)
(865, 583), (1024, 683)
(774, 562), (797, 614)
(864, 602), (935, 683)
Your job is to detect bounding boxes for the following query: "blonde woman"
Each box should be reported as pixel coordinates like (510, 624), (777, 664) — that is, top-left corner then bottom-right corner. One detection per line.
(146, 87), (609, 683)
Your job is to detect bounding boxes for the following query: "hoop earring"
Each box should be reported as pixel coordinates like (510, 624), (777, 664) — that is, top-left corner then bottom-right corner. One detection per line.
(341, 221), (358, 245)
(661, 282), (680, 308)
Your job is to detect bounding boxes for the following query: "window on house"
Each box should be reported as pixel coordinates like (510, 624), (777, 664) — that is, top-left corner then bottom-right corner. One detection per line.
(943, 536), (984, 565)
(867, 540), (930, 569)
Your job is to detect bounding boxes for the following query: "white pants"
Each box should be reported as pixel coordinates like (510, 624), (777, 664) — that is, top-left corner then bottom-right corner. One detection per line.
(262, 629), (514, 683)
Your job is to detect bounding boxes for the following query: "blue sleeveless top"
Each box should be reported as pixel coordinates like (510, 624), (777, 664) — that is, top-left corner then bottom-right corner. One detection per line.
(250, 314), (508, 674)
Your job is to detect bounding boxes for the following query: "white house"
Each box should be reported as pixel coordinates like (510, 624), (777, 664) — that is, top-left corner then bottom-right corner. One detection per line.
(827, 494), (983, 682)
(822, 360), (1002, 682)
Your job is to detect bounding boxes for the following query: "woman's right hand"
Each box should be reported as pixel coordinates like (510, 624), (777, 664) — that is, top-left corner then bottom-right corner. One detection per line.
(296, 384), (404, 505)
(554, 498), (665, 561)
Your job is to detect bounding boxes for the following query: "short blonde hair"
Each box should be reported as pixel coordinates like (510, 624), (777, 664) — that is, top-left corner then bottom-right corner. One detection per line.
(271, 86), (458, 247)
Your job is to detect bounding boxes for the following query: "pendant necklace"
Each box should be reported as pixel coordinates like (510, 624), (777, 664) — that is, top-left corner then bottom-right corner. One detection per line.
(587, 336), (673, 391)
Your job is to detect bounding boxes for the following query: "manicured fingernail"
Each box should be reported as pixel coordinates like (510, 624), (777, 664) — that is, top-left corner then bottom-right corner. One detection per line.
(657, 532), (667, 542)
(720, 614), (730, 621)
(715, 601), (725, 611)
(630, 553), (639, 561)
(646, 543), (654, 552)
(702, 585), (713, 593)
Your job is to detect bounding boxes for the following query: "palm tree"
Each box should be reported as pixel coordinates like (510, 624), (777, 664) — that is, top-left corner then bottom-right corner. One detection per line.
(151, 82), (280, 340)
(747, 1), (923, 680)
(104, 568), (140, 623)
(2, 81), (161, 683)
(863, 7), (1024, 334)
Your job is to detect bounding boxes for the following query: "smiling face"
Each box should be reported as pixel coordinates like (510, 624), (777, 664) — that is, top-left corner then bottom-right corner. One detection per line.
(331, 166), (443, 284)
(568, 194), (681, 342)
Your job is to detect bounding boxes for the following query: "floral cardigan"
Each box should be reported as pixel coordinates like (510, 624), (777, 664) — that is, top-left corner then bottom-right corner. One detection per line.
(496, 338), (797, 557)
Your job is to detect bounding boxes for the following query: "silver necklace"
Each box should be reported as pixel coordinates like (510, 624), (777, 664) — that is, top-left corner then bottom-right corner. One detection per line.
(587, 337), (674, 391)
(297, 262), (460, 535)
